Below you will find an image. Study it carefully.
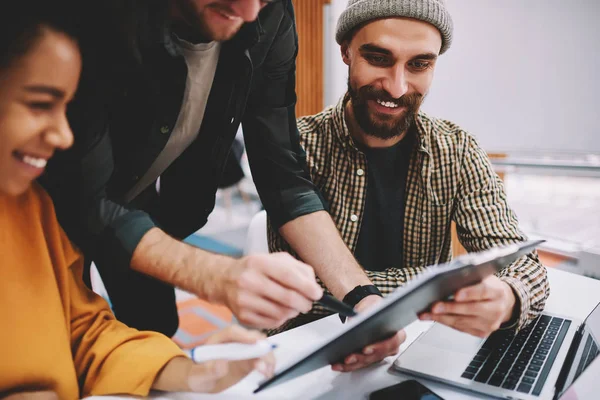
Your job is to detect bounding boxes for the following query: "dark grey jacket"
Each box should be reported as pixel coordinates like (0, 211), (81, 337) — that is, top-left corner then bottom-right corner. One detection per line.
(40, 0), (326, 269)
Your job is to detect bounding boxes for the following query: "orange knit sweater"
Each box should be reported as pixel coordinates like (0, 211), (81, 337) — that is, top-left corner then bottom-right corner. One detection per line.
(0, 184), (184, 399)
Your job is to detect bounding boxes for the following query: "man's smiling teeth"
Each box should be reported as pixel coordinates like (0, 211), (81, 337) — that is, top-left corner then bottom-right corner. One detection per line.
(218, 10), (238, 20)
(376, 99), (399, 108)
(21, 155), (48, 168)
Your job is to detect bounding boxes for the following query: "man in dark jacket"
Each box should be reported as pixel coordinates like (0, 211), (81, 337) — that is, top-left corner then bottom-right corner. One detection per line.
(41, 0), (402, 369)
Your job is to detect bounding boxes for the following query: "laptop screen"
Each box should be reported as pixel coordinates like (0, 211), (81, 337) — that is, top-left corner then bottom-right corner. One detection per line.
(555, 302), (600, 398)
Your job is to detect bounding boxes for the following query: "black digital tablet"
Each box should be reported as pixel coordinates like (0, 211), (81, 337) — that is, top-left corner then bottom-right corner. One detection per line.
(255, 239), (545, 393)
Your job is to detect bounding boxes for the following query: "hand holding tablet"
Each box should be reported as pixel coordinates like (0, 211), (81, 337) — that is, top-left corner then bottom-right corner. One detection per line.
(255, 240), (544, 393)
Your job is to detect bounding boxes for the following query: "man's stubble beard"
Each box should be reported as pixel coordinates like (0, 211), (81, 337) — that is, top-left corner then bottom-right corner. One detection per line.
(172, 0), (243, 42)
(347, 77), (425, 140)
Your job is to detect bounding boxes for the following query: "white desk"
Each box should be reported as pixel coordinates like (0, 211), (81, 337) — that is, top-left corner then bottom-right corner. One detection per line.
(89, 268), (600, 400)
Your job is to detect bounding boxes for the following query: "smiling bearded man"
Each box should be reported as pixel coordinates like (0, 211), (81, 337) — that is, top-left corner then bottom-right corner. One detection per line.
(267, 0), (549, 374)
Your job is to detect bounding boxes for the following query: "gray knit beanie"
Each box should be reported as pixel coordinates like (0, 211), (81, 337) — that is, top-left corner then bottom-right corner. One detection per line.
(335, 0), (453, 54)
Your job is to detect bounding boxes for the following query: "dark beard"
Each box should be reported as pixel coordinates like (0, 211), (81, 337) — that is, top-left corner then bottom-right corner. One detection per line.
(347, 78), (424, 140)
(172, 0), (240, 43)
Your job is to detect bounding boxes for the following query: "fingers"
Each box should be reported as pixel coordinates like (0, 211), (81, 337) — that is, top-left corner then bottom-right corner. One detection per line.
(228, 283), (296, 328)
(455, 276), (500, 302)
(430, 300), (490, 317)
(422, 298), (505, 337)
(237, 292), (299, 328)
(229, 263), (306, 327)
(237, 302), (296, 329)
(331, 353), (387, 372)
(204, 325), (265, 345)
(211, 358), (264, 393)
(237, 312), (286, 329)
(187, 360), (229, 393)
(189, 354), (276, 394)
(255, 351), (276, 378)
(226, 254), (323, 329)
(188, 327), (277, 393)
(256, 253), (323, 300)
(272, 252), (315, 280)
(189, 358), (264, 393)
(238, 268), (314, 314)
(331, 331), (406, 372)
(360, 330), (406, 357)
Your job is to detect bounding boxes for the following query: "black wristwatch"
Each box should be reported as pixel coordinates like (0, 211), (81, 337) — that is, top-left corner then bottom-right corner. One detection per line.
(340, 285), (383, 322)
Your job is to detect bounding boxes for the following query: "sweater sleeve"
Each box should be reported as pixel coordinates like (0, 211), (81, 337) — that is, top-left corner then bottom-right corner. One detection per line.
(60, 231), (185, 397)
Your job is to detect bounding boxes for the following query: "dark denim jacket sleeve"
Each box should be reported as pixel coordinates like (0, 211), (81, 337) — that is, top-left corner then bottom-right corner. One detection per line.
(242, 0), (326, 229)
(40, 100), (155, 268)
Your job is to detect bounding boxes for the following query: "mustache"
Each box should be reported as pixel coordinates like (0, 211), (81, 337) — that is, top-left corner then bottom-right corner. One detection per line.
(358, 86), (423, 108)
(207, 3), (239, 17)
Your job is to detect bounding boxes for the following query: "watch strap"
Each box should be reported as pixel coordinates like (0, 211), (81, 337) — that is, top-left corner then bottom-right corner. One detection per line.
(340, 285), (382, 322)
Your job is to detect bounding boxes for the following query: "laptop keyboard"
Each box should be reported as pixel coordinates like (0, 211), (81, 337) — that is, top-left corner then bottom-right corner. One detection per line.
(461, 315), (571, 396)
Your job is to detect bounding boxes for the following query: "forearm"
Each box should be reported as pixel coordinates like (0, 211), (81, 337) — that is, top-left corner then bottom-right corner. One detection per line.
(152, 357), (193, 392)
(366, 266), (428, 296)
(454, 138), (550, 329)
(497, 252), (550, 330)
(279, 211), (371, 298)
(130, 228), (236, 303)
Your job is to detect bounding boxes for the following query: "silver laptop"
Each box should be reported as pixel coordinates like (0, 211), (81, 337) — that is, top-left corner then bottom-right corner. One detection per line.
(393, 302), (600, 399)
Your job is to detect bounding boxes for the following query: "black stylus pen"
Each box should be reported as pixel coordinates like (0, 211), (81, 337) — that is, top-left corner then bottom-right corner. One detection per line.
(317, 294), (357, 318)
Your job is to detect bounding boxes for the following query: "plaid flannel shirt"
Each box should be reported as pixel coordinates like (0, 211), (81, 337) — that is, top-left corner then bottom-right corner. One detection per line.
(268, 96), (550, 334)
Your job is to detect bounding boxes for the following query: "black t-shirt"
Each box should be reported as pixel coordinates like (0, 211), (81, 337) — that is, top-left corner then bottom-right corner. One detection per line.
(354, 134), (414, 272)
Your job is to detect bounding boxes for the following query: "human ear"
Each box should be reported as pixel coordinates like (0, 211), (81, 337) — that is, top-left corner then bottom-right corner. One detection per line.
(341, 42), (351, 66)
